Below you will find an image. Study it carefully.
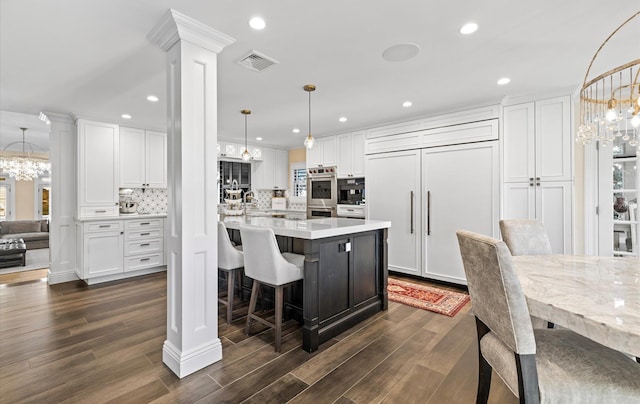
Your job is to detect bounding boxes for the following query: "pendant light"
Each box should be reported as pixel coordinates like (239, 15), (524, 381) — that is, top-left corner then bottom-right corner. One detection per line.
(241, 109), (251, 161)
(303, 84), (316, 149)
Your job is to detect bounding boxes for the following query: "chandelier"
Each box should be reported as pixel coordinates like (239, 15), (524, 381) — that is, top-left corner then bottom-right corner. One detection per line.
(576, 12), (640, 148)
(0, 127), (50, 181)
(303, 84), (316, 149)
(241, 109), (251, 161)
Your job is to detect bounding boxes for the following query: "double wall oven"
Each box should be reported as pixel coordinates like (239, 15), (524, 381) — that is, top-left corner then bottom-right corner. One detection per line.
(306, 166), (337, 218)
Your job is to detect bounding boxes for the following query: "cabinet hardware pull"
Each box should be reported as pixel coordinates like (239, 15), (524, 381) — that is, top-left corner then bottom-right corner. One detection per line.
(140, 243), (150, 247)
(140, 232), (150, 236)
(99, 225), (110, 228)
(410, 191), (414, 234)
(536, 177), (540, 181)
(427, 191), (431, 236)
(96, 210), (107, 213)
(140, 222), (150, 225)
(536, 182), (540, 186)
(140, 258), (150, 262)
(529, 177), (534, 181)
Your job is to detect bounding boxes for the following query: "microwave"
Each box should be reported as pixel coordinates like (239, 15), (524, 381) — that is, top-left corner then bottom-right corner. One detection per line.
(337, 178), (365, 205)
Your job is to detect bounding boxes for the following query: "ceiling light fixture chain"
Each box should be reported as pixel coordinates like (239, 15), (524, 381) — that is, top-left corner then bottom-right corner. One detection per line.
(0, 127), (50, 181)
(303, 84), (316, 149)
(241, 109), (251, 161)
(576, 11), (640, 149)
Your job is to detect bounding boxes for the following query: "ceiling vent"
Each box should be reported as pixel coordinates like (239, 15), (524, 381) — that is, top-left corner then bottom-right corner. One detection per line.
(237, 50), (279, 72)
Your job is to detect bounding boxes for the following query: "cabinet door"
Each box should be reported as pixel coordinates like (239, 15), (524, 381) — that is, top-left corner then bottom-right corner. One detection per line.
(78, 119), (119, 209)
(366, 149), (421, 276)
(306, 141), (323, 168)
(321, 137), (337, 166)
(83, 231), (123, 277)
(503, 103), (535, 182)
(423, 141), (499, 285)
(537, 181), (572, 254)
(274, 149), (289, 189)
(261, 147), (276, 189)
(119, 127), (146, 188)
(350, 132), (365, 177)
(145, 131), (167, 188)
(535, 96), (571, 181)
(337, 134), (352, 177)
(503, 182), (536, 220)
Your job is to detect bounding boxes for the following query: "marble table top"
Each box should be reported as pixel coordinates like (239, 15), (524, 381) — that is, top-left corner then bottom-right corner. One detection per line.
(512, 255), (640, 357)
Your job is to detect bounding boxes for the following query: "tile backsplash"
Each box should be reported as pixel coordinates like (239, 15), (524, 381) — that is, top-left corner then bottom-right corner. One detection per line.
(254, 189), (306, 211)
(127, 188), (168, 214)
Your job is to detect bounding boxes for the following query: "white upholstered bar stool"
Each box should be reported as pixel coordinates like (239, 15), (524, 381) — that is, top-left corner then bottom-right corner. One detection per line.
(499, 219), (553, 329)
(239, 225), (304, 353)
(218, 222), (244, 324)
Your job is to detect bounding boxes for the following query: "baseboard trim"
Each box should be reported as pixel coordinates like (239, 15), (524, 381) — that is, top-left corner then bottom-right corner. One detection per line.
(162, 338), (223, 378)
(48, 269), (80, 284)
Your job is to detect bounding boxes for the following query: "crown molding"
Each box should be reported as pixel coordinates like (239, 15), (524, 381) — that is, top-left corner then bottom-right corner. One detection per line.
(147, 9), (235, 53)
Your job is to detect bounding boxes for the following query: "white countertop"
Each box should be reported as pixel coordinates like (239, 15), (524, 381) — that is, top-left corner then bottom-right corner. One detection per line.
(75, 213), (167, 222)
(219, 215), (390, 239)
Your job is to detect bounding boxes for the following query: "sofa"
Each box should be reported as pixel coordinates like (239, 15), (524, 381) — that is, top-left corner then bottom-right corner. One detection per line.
(0, 219), (49, 249)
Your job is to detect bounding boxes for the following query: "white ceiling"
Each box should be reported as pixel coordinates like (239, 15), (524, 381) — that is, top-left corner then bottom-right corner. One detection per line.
(1, 1), (638, 150)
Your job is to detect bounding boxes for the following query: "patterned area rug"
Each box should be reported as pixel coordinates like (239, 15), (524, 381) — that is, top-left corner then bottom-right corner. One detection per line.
(387, 278), (470, 317)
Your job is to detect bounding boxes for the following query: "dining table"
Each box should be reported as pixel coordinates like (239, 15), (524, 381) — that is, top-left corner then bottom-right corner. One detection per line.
(512, 254), (640, 358)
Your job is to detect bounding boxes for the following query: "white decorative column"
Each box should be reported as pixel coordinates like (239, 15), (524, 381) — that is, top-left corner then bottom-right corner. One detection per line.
(148, 9), (235, 378)
(47, 112), (79, 284)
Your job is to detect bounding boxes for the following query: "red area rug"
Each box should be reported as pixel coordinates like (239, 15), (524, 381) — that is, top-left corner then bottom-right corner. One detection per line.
(387, 278), (470, 317)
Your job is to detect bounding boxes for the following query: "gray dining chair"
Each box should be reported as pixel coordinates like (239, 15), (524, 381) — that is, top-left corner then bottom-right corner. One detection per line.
(239, 225), (304, 352)
(456, 230), (640, 403)
(499, 219), (553, 329)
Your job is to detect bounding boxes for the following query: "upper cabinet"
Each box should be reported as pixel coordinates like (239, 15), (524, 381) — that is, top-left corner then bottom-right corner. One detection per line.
(251, 147), (288, 189)
(503, 96), (571, 183)
(77, 119), (120, 218)
(120, 127), (167, 188)
(306, 136), (336, 168)
(337, 132), (365, 178)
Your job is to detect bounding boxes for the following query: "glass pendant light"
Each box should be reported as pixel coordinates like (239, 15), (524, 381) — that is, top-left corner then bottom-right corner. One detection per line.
(303, 84), (316, 149)
(241, 109), (251, 161)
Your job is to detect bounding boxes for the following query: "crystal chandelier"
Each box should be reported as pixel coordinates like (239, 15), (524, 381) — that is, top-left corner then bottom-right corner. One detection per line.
(0, 127), (50, 181)
(576, 12), (640, 148)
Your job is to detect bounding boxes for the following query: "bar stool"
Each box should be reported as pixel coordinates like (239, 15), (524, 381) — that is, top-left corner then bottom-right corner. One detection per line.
(239, 225), (304, 352)
(218, 222), (244, 324)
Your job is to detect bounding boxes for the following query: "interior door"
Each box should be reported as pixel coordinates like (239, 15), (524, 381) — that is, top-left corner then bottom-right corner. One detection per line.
(423, 141), (499, 284)
(366, 149), (421, 276)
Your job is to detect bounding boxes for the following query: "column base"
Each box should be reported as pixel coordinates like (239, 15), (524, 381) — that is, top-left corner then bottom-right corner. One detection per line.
(162, 338), (223, 378)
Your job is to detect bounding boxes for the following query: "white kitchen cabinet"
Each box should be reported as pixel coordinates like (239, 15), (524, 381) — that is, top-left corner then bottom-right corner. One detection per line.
(76, 217), (166, 284)
(77, 119), (120, 218)
(218, 141), (242, 159)
(306, 136), (337, 168)
(366, 149), (422, 276)
(337, 132), (365, 178)
(120, 127), (167, 188)
(249, 145), (263, 161)
(251, 147), (289, 189)
(502, 95), (573, 253)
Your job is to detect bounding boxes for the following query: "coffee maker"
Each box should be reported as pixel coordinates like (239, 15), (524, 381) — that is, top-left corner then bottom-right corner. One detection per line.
(119, 189), (138, 214)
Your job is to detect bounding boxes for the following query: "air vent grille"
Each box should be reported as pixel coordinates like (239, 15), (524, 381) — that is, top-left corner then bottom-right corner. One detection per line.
(237, 50), (279, 72)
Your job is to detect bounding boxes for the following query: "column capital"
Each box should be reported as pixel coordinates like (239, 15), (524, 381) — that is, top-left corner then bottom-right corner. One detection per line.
(147, 9), (235, 53)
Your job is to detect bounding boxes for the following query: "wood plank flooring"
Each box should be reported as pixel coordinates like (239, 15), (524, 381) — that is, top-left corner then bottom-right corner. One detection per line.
(0, 271), (517, 403)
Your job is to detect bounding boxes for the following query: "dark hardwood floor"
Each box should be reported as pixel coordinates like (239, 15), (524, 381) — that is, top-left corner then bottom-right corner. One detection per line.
(0, 271), (516, 403)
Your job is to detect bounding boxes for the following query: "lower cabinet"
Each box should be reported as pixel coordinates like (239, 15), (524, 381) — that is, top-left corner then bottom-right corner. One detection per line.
(76, 217), (165, 284)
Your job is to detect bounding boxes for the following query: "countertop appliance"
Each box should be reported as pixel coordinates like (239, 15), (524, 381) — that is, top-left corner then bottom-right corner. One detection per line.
(337, 177), (365, 206)
(307, 166), (337, 218)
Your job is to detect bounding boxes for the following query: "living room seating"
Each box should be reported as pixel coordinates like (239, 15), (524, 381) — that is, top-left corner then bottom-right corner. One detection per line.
(456, 230), (640, 403)
(0, 219), (49, 250)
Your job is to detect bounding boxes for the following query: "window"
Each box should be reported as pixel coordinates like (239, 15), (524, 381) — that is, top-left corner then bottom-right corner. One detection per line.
(0, 177), (15, 221)
(291, 162), (307, 197)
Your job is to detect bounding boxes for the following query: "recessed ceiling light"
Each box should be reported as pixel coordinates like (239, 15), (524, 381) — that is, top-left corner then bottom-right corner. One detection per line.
(460, 22), (478, 35)
(339, 117), (347, 123)
(382, 43), (420, 62)
(256, 137), (262, 141)
(146, 95), (159, 102)
(497, 77), (511, 85)
(249, 17), (266, 30)
(292, 128), (300, 133)
(402, 101), (413, 108)
(121, 114), (132, 119)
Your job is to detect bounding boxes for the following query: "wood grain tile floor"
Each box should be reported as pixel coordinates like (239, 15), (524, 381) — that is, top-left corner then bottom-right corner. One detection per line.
(0, 271), (517, 403)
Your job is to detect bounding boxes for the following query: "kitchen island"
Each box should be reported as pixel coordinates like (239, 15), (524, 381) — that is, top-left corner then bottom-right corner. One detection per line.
(220, 216), (391, 352)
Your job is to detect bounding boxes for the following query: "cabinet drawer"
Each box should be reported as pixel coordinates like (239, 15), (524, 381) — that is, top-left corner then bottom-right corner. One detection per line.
(124, 253), (164, 272)
(125, 228), (164, 240)
(125, 218), (163, 230)
(80, 206), (119, 218)
(125, 239), (163, 256)
(83, 220), (123, 233)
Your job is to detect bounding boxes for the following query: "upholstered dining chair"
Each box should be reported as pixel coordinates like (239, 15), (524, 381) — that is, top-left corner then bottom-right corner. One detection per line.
(239, 225), (304, 352)
(218, 221), (244, 324)
(456, 230), (640, 404)
(499, 219), (553, 329)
